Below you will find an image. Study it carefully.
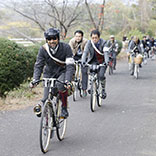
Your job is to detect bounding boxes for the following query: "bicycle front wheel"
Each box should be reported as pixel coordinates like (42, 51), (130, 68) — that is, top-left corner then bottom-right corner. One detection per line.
(73, 81), (78, 101)
(97, 82), (102, 107)
(90, 81), (96, 112)
(78, 80), (82, 97)
(134, 64), (139, 79)
(56, 98), (67, 141)
(109, 64), (113, 75)
(40, 101), (53, 153)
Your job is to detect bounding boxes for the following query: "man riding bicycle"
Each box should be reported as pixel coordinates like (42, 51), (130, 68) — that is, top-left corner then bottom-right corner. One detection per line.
(30, 28), (75, 118)
(104, 35), (119, 70)
(81, 29), (108, 99)
(128, 36), (143, 75)
(69, 30), (88, 97)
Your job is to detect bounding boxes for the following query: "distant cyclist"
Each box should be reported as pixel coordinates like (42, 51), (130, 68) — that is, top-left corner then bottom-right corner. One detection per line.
(104, 35), (119, 70)
(128, 36), (143, 75)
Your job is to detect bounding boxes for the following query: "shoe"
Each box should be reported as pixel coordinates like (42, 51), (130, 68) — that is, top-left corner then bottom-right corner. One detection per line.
(88, 89), (91, 94)
(82, 90), (87, 97)
(130, 72), (134, 76)
(102, 89), (107, 99)
(33, 103), (42, 117)
(113, 67), (116, 70)
(61, 106), (69, 118)
(139, 64), (142, 68)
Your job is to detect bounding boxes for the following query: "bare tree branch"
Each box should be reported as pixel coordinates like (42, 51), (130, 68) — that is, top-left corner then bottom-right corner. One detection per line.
(85, 0), (97, 29)
(97, 0), (105, 32)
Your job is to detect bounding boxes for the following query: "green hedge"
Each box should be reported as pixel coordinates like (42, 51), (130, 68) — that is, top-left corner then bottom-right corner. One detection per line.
(0, 38), (39, 97)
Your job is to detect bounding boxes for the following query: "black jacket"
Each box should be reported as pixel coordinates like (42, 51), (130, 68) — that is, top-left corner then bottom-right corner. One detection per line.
(33, 42), (75, 82)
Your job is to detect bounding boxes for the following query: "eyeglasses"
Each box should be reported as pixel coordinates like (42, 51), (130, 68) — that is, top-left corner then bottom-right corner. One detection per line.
(47, 35), (58, 41)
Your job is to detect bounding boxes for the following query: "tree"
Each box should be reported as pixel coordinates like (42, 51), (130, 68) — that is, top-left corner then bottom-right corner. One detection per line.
(2, 0), (84, 39)
(85, 0), (105, 33)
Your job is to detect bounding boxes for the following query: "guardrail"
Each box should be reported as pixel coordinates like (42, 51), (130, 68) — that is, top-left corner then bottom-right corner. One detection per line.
(9, 38), (44, 46)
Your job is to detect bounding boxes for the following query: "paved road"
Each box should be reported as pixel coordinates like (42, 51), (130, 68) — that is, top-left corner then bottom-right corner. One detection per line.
(1, 59), (156, 156)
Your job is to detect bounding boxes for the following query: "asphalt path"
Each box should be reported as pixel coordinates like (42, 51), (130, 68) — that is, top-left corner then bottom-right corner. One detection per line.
(1, 58), (156, 156)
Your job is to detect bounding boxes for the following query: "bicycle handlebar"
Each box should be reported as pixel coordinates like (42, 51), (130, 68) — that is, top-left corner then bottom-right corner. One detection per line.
(85, 63), (106, 68)
(74, 60), (81, 65)
(31, 78), (67, 87)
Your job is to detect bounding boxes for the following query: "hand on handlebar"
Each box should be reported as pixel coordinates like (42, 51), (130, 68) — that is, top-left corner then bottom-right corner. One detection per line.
(64, 81), (72, 90)
(81, 62), (86, 67)
(29, 80), (39, 88)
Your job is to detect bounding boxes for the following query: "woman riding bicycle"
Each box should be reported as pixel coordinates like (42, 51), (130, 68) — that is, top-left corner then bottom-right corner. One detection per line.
(128, 36), (143, 75)
(30, 28), (75, 118)
(81, 29), (108, 99)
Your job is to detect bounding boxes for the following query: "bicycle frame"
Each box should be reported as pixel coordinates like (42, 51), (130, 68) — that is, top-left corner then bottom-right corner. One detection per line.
(74, 60), (82, 81)
(73, 61), (82, 100)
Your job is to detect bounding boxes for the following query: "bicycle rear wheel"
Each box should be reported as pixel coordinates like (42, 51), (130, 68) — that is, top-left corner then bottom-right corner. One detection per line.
(90, 81), (96, 112)
(109, 63), (113, 75)
(56, 98), (67, 141)
(40, 101), (53, 153)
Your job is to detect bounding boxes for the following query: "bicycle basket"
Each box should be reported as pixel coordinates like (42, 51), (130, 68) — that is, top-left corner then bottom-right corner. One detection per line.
(134, 54), (143, 64)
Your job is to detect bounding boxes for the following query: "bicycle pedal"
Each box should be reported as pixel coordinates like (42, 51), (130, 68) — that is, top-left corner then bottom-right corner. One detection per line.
(60, 116), (65, 119)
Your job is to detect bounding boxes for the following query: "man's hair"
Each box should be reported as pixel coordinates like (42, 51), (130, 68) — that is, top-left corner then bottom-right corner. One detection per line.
(90, 29), (100, 37)
(74, 30), (84, 36)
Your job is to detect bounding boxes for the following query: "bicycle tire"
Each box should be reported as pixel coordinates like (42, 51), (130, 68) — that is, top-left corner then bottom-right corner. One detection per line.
(109, 64), (113, 75)
(73, 81), (78, 101)
(97, 81), (102, 107)
(40, 101), (53, 153)
(56, 98), (67, 141)
(90, 81), (96, 112)
(78, 80), (82, 97)
(134, 64), (139, 79)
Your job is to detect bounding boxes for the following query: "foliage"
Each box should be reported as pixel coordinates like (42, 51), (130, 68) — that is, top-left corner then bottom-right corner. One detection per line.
(117, 40), (122, 55)
(0, 38), (39, 97)
(127, 29), (144, 40)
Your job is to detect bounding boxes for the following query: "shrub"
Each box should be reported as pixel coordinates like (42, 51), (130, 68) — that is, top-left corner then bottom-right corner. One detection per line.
(0, 38), (39, 97)
(117, 40), (122, 55)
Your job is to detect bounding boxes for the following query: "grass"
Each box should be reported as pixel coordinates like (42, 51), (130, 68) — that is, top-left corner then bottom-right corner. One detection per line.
(0, 81), (43, 111)
(0, 49), (127, 111)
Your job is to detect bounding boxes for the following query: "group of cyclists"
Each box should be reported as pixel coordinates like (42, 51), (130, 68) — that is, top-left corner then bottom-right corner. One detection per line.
(30, 27), (120, 119)
(122, 35), (156, 76)
(30, 27), (156, 119)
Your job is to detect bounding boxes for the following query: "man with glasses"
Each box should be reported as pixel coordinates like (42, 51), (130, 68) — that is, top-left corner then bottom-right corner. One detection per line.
(30, 28), (75, 118)
(69, 30), (88, 97)
(81, 29), (108, 99)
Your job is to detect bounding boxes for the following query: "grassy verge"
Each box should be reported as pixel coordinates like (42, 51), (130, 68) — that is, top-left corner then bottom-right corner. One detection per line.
(117, 50), (128, 60)
(0, 50), (127, 112)
(0, 81), (43, 111)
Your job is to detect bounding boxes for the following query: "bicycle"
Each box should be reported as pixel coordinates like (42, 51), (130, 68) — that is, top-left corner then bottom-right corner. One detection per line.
(73, 60), (82, 101)
(108, 52), (114, 75)
(149, 47), (155, 60)
(133, 53), (143, 79)
(32, 78), (67, 153)
(143, 51), (148, 65)
(86, 64), (105, 112)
